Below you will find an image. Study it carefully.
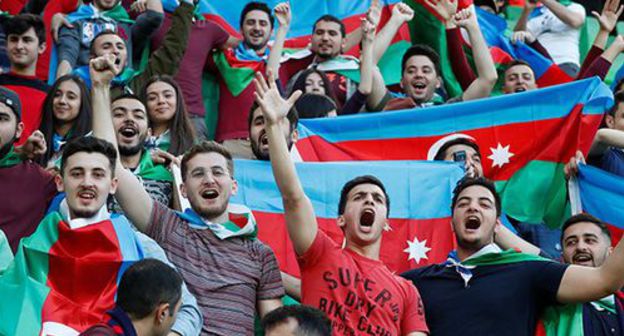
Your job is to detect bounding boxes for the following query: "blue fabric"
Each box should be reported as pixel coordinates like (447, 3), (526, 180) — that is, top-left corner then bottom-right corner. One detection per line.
(234, 43), (269, 62)
(231, 159), (464, 219)
(589, 147), (624, 177)
(105, 306), (137, 336)
(513, 221), (562, 260)
(297, 78), (611, 143)
(577, 163), (624, 230)
(582, 296), (624, 336)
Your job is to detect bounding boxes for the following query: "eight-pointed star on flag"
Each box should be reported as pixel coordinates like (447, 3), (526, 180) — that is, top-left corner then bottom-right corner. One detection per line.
(488, 143), (514, 168)
(404, 236), (431, 264)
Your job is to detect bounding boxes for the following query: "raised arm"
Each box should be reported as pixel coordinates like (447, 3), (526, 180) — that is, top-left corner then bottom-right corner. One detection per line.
(252, 73), (316, 256)
(129, 0), (194, 94)
(514, 0), (537, 32)
(373, 3), (414, 64)
(540, 0), (585, 29)
(89, 55), (154, 232)
(427, 0), (477, 90)
(589, 128), (624, 156)
(457, 7), (498, 101)
(266, 2), (291, 77)
(557, 235), (624, 303)
(494, 220), (541, 255)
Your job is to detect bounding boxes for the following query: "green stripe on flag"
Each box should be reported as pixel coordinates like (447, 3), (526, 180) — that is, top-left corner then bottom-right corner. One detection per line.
(213, 52), (256, 97)
(404, 0), (463, 98)
(0, 213), (62, 335)
(495, 161), (570, 228)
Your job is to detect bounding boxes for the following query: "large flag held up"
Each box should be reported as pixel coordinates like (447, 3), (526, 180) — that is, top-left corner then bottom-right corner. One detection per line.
(572, 163), (624, 245)
(230, 159), (464, 276)
(294, 78), (613, 228)
(0, 213), (143, 336)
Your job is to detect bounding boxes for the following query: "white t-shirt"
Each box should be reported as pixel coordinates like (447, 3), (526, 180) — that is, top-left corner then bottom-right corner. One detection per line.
(527, 2), (586, 66)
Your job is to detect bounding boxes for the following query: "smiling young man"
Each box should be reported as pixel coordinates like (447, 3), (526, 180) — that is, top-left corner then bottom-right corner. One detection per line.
(72, 0), (193, 99)
(203, 2), (290, 157)
(402, 177), (624, 336)
(254, 72), (428, 335)
(55, 0), (164, 79)
(89, 54), (285, 335)
(381, 7), (497, 111)
(0, 14), (49, 145)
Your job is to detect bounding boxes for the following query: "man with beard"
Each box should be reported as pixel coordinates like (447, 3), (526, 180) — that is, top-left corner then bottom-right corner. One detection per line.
(254, 73), (429, 335)
(90, 54), (285, 335)
(55, 0), (164, 78)
(0, 14), (49, 145)
(204, 2), (290, 158)
(0, 86), (56, 254)
(0, 135), (201, 336)
(402, 177), (624, 336)
(248, 100), (298, 161)
(498, 213), (624, 335)
(107, 93), (173, 212)
(430, 134), (562, 258)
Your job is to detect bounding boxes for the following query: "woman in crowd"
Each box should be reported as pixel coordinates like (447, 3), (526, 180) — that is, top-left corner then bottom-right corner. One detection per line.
(141, 75), (196, 156)
(37, 75), (92, 169)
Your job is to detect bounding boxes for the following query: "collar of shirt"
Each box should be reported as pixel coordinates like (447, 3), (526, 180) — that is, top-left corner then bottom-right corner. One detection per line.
(59, 198), (110, 230)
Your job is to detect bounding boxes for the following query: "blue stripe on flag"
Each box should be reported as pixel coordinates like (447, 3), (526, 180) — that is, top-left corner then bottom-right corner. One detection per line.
(298, 78), (612, 142)
(231, 159), (464, 219)
(578, 164), (624, 229)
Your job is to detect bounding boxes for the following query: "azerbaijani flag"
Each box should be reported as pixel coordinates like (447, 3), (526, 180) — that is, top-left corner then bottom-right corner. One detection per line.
(0, 213), (143, 335)
(231, 159), (464, 276)
(572, 163), (624, 245)
(294, 78), (612, 228)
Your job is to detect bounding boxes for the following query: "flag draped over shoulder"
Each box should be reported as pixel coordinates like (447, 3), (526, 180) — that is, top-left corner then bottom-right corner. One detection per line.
(294, 78), (612, 228)
(573, 163), (624, 244)
(0, 213), (143, 335)
(230, 159), (464, 276)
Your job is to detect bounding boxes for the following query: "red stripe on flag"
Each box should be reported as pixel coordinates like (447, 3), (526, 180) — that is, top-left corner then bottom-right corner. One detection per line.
(608, 224), (624, 247)
(536, 65), (574, 88)
(255, 212), (455, 277)
(42, 220), (123, 331)
(298, 106), (602, 181)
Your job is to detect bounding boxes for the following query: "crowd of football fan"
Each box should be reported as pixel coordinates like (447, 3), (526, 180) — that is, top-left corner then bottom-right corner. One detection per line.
(1, 0), (624, 334)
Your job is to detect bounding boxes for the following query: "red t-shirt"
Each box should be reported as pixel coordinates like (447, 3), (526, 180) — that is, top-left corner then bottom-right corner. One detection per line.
(298, 231), (429, 336)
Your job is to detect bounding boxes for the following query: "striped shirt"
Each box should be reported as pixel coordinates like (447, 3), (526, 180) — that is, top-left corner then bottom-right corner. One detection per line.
(147, 201), (284, 335)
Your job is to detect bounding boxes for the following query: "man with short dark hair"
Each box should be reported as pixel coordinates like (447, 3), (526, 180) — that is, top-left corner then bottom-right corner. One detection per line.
(72, 0), (193, 100)
(203, 1), (291, 157)
(0, 86), (56, 253)
(281, 3), (415, 111)
(55, 0), (164, 78)
(402, 177), (624, 336)
(0, 14), (49, 145)
(89, 55), (285, 334)
(107, 93), (173, 212)
(80, 259), (183, 336)
(254, 72), (428, 335)
(248, 101), (298, 161)
(0, 135), (201, 335)
(381, 7), (497, 111)
(262, 305), (332, 336)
